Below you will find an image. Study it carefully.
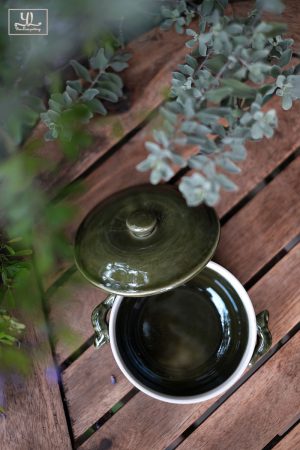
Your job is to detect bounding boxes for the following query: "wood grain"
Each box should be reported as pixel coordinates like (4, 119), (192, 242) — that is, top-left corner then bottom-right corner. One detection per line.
(66, 240), (300, 442)
(62, 345), (132, 438)
(214, 156), (300, 284)
(49, 270), (108, 363)
(273, 424), (300, 450)
(178, 333), (300, 450)
(31, 26), (189, 194)
(0, 278), (71, 450)
(216, 98), (300, 218)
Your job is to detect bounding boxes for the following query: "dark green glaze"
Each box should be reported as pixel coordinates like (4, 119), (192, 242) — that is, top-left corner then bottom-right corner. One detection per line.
(115, 266), (249, 396)
(74, 185), (220, 296)
(91, 294), (115, 348)
(249, 310), (272, 366)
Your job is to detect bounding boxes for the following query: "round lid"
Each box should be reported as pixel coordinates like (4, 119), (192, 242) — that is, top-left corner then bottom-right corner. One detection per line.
(74, 185), (220, 296)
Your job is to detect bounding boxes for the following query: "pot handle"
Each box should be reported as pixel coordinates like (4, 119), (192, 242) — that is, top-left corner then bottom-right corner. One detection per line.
(249, 310), (272, 367)
(91, 294), (116, 349)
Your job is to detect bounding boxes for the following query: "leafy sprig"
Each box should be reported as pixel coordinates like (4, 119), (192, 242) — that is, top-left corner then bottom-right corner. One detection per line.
(138, 0), (300, 206)
(41, 44), (130, 145)
(160, 0), (195, 34)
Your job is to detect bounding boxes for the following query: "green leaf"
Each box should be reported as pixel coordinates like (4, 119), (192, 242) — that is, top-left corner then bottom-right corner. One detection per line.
(110, 61), (128, 72)
(205, 55), (227, 74)
(178, 64), (194, 76)
(81, 88), (99, 101)
(14, 249), (32, 256)
(270, 66), (281, 78)
(66, 86), (78, 101)
(66, 80), (82, 92)
(282, 94), (293, 110)
(186, 39), (196, 49)
(217, 174), (237, 191)
(206, 87), (233, 103)
(98, 89), (119, 103)
(186, 55), (198, 70)
(222, 79), (256, 99)
(48, 99), (62, 113)
(256, 0), (285, 14)
(70, 60), (92, 82)
(278, 49), (292, 67)
(90, 48), (108, 70)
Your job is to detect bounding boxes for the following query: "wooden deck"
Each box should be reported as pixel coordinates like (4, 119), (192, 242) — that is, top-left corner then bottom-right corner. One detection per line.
(1, 1), (300, 449)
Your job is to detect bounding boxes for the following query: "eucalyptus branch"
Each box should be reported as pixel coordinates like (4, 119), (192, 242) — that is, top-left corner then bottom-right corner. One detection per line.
(138, 0), (300, 206)
(40, 43), (131, 147)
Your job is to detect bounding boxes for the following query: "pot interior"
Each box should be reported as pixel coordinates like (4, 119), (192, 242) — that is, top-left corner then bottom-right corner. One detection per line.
(115, 267), (249, 397)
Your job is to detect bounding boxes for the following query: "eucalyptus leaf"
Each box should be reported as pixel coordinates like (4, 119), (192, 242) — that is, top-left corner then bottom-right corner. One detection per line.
(81, 88), (99, 101)
(70, 60), (92, 82)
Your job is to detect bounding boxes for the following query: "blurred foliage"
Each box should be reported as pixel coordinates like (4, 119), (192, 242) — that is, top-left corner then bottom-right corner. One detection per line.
(41, 41), (131, 155)
(0, 0), (158, 410)
(137, 0), (300, 206)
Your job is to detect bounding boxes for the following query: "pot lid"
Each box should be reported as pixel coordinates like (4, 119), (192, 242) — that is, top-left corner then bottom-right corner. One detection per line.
(74, 185), (220, 296)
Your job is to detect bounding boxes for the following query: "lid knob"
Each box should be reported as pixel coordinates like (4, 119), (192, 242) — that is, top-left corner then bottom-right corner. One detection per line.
(126, 210), (157, 238)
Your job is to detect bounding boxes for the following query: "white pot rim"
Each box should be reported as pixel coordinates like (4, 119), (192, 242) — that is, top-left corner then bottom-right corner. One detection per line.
(109, 261), (257, 404)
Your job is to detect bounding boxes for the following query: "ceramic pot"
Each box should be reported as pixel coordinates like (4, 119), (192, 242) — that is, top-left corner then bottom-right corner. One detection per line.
(91, 261), (271, 404)
(74, 185), (271, 404)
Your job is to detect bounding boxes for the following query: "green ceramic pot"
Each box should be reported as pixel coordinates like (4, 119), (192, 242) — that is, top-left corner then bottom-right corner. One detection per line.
(75, 185), (272, 404)
(91, 262), (271, 403)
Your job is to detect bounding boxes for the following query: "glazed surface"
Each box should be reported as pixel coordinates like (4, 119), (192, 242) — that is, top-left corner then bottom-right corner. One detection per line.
(74, 185), (220, 296)
(115, 267), (249, 396)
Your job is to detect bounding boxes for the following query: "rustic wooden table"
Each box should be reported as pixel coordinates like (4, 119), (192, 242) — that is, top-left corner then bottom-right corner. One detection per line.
(1, 1), (300, 449)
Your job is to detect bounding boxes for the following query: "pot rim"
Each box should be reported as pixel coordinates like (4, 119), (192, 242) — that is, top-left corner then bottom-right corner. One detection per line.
(109, 261), (257, 404)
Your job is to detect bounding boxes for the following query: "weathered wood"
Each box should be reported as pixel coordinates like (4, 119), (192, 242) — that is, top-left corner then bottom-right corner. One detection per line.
(62, 345), (132, 438)
(49, 271), (108, 363)
(177, 333), (300, 450)
(215, 156), (300, 284)
(273, 424), (300, 450)
(0, 279), (72, 450)
(66, 240), (300, 442)
(216, 99), (300, 217)
(32, 26), (189, 194)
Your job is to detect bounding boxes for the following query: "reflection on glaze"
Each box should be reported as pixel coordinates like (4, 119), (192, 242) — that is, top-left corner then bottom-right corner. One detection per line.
(207, 286), (231, 358)
(99, 262), (149, 291)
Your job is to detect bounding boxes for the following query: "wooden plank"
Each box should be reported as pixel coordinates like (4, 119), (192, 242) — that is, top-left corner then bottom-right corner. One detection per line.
(66, 240), (300, 442)
(0, 277), (72, 450)
(62, 345), (132, 438)
(177, 333), (300, 450)
(273, 424), (300, 450)
(49, 271), (107, 363)
(32, 26), (189, 194)
(214, 156), (300, 284)
(216, 98), (300, 218)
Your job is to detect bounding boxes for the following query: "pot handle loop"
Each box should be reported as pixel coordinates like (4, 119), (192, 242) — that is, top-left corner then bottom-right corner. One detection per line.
(91, 294), (116, 349)
(249, 310), (272, 367)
